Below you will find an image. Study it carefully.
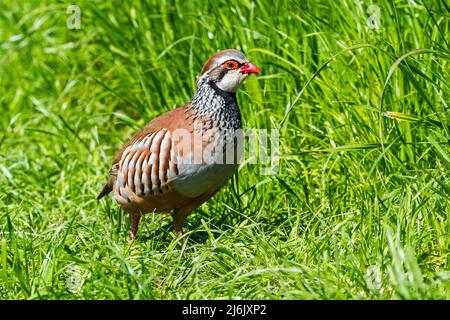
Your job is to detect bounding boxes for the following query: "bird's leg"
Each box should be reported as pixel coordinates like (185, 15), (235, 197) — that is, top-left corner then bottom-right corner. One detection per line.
(128, 213), (141, 242)
(172, 206), (195, 252)
(173, 207), (192, 236)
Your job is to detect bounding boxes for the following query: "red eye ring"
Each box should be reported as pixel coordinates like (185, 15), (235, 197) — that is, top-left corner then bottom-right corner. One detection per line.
(223, 60), (239, 70)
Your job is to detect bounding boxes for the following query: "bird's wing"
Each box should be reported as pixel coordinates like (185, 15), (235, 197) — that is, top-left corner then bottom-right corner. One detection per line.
(97, 106), (189, 200)
(114, 128), (179, 202)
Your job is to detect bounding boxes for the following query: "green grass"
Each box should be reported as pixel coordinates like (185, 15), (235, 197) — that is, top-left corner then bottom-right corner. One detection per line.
(0, 0), (449, 299)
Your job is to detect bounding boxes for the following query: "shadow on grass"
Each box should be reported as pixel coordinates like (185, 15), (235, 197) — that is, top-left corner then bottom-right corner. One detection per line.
(133, 204), (256, 246)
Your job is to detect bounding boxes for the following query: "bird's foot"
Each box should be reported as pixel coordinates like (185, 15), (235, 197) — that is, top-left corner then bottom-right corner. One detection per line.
(175, 230), (189, 254)
(128, 230), (137, 244)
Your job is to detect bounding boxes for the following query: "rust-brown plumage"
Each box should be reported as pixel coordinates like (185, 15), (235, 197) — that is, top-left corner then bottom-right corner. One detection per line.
(98, 49), (260, 240)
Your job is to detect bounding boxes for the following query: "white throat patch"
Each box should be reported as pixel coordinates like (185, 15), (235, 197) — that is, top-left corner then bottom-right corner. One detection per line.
(216, 71), (248, 92)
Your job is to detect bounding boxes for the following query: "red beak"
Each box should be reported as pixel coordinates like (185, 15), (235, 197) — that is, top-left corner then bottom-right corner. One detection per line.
(240, 62), (261, 74)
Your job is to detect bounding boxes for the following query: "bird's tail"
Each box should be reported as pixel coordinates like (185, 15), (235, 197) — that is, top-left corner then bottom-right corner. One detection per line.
(97, 183), (112, 200)
(97, 170), (118, 200)
(97, 164), (119, 200)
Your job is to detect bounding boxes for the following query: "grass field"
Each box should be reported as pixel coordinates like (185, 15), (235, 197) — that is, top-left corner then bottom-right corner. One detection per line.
(0, 0), (449, 299)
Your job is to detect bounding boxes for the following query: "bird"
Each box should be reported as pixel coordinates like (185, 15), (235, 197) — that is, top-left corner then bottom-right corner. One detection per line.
(97, 49), (260, 240)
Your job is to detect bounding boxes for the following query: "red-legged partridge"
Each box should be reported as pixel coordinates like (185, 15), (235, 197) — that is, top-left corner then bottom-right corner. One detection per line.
(98, 49), (260, 239)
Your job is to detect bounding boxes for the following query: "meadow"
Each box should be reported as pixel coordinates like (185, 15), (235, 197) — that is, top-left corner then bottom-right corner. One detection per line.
(0, 0), (449, 299)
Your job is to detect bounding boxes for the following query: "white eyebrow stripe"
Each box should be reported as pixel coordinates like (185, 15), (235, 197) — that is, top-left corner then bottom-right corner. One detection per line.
(214, 53), (248, 66)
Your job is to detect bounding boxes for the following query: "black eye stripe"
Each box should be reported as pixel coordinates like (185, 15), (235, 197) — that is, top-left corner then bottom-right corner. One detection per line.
(206, 60), (241, 83)
(217, 68), (229, 82)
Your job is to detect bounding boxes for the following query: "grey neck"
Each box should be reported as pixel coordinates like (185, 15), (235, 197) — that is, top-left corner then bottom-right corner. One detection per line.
(189, 81), (242, 130)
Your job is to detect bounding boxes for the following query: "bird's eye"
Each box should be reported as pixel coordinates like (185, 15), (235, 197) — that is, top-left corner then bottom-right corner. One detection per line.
(224, 60), (239, 70)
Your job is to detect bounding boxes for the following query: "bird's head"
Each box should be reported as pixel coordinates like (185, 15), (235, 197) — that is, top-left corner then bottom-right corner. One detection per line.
(197, 49), (260, 93)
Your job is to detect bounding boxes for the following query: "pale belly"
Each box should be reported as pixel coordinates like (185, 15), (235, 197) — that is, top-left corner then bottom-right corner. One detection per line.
(173, 162), (238, 198)
(173, 131), (243, 197)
